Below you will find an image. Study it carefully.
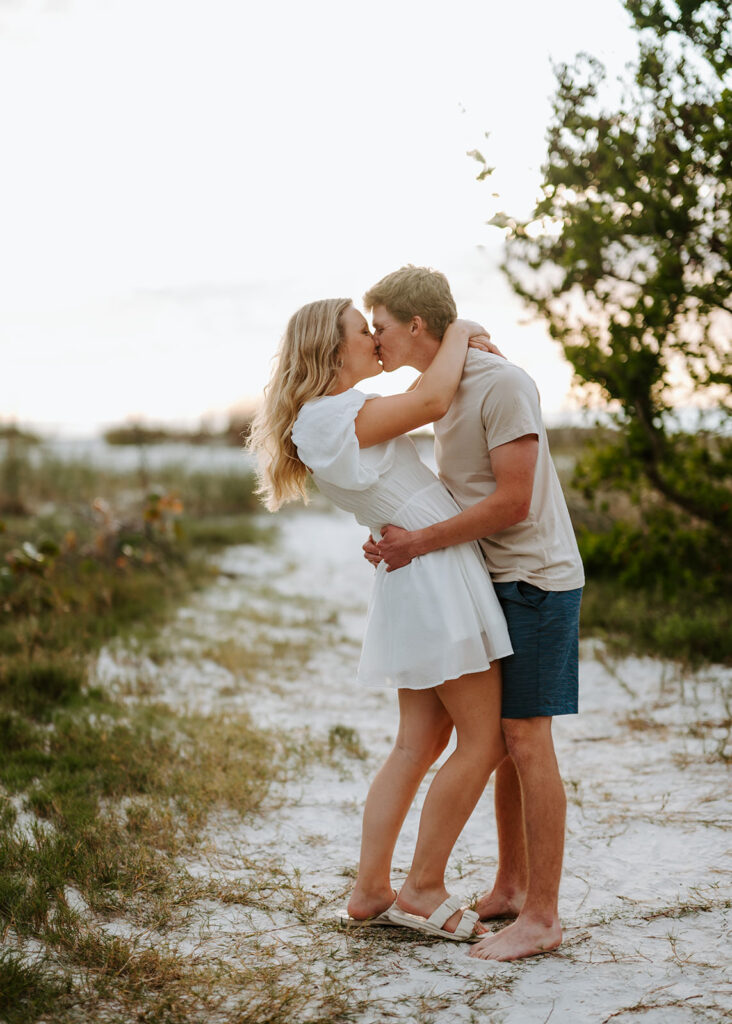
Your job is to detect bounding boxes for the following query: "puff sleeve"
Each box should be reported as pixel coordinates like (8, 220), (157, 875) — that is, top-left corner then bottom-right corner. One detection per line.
(291, 390), (379, 491)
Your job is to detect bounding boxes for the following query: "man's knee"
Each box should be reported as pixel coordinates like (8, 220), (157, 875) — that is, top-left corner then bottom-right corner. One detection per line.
(501, 716), (554, 764)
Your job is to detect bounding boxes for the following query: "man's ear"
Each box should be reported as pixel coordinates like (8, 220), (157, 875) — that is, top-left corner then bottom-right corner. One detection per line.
(410, 316), (425, 336)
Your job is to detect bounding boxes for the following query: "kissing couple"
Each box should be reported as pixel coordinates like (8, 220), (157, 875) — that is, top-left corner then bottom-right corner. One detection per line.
(248, 265), (584, 962)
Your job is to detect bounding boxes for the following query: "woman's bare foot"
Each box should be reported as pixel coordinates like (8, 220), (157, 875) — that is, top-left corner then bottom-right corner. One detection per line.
(346, 885), (396, 921)
(396, 882), (488, 936)
(468, 914), (561, 960)
(475, 885), (526, 921)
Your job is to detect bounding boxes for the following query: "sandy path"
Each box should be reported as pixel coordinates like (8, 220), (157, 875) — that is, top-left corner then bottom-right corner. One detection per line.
(99, 504), (732, 1023)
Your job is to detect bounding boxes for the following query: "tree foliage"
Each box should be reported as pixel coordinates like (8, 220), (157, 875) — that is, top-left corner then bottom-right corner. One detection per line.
(485, 0), (731, 564)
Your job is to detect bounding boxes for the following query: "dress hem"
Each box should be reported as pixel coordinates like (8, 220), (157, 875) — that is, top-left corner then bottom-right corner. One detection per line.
(356, 648), (512, 691)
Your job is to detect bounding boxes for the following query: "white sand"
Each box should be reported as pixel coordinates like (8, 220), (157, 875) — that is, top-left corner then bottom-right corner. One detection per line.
(96, 504), (732, 1023)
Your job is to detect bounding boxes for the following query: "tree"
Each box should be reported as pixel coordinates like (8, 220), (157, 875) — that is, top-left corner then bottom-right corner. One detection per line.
(484, 0), (731, 557)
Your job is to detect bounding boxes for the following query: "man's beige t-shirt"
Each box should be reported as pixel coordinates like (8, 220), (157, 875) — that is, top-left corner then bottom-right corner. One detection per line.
(434, 349), (585, 591)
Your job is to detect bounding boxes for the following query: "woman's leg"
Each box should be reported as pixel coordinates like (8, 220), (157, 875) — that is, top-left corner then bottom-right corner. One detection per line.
(347, 688), (453, 919)
(396, 663), (505, 931)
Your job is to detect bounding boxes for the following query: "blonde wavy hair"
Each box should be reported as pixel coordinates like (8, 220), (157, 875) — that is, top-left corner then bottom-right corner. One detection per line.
(247, 298), (352, 511)
(363, 265), (457, 341)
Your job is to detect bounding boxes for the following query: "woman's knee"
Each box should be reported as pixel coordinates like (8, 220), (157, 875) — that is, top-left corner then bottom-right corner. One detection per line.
(395, 719), (452, 771)
(454, 722), (506, 771)
(431, 719), (454, 760)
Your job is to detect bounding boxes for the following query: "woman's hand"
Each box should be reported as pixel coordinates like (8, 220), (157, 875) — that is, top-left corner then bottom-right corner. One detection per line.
(459, 318), (489, 336)
(469, 333), (505, 358)
(446, 318), (476, 345)
(362, 534), (382, 567)
(458, 319), (505, 359)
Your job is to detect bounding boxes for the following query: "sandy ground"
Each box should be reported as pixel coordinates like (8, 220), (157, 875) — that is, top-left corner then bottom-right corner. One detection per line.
(97, 504), (732, 1023)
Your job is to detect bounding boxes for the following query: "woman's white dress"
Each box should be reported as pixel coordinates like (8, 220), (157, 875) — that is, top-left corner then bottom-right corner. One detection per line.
(291, 389), (512, 690)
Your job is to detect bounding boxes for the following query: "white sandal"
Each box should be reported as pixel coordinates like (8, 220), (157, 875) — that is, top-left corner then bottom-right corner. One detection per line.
(386, 894), (483, 942)
(337, 899), (400, 928)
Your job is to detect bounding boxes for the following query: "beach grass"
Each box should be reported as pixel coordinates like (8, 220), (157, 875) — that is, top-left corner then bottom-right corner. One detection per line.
(0, 451), (305, 1021)
(579, 580), (731, 666)
(0, 448), (401, 1023)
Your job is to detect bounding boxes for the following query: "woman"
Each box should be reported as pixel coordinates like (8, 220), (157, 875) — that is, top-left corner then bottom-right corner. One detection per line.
(248, 298), (512, 941)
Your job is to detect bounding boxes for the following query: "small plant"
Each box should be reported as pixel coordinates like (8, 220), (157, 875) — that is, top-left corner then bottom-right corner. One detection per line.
(328, 724), (368, 761)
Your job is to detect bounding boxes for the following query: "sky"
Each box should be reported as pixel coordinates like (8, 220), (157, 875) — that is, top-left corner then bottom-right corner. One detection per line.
(0, 0), (639, 436)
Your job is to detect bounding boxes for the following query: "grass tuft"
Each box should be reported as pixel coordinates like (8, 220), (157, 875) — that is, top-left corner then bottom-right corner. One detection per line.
(328, 724), (368, 761)
(0, 660), (85, 720)
(0, 949), (72, 1024)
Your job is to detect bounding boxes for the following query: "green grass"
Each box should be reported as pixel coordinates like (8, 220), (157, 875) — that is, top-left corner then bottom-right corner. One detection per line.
(0, 622), (300, 1020)
(0, 700), (279, 924)
(0, 449), (398, 1023)
(0, 449), (310, 1021)
(183, 514), (274, 549)
(0, 435), (260, 520)
(580, 581), (731, 665)
(0, 950), (72, 1024)
(0, 538), (202, 662)
(0, 449), (268, 658)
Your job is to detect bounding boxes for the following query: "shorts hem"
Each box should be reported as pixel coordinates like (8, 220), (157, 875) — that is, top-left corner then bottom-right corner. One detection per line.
(501, 705), (579, 719)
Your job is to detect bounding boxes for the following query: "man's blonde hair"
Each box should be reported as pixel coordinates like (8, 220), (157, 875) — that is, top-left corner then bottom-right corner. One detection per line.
(363, 265), (457, 340)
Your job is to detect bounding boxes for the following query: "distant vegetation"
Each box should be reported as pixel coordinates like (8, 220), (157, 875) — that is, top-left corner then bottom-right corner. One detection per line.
(478, 0), (731, 664)
(103, 410), (254, 447)
(551, 429), (730, 665)
(0, 424), (40, 444)
(0, 448), (266, 656)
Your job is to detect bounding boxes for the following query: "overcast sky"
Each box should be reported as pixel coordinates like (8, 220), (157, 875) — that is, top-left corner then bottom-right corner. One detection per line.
(0, 0), (638, 436)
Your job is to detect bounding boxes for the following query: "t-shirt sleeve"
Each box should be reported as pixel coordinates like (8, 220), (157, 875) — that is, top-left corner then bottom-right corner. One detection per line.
(480, 363), (542, 451)
(290, 389), (378, 490)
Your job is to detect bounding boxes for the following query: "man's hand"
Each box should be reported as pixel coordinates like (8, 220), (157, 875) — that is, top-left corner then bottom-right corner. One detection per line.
(363, 534), (383, 568)
(379, 524), (418, 572)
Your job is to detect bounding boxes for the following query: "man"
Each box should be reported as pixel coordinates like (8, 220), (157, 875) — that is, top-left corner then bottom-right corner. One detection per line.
(362, 265), (584, 962)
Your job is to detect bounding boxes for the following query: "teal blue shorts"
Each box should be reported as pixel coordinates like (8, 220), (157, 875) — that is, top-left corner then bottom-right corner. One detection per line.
(493, 581), (582, 719)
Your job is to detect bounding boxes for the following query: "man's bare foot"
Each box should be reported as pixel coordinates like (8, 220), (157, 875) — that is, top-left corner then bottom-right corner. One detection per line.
(468, 915), (561, 961)
(475, 886), (526, 921)
(346, 886), (396, 921)
(396, 883), (488, 936)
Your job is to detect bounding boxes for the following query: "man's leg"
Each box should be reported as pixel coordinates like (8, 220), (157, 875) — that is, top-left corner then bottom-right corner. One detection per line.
(470, 715), (565, 961)
(347, 687), (452, 920)
(475, 754), (528, 920)
(471, 582), (580, 958)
